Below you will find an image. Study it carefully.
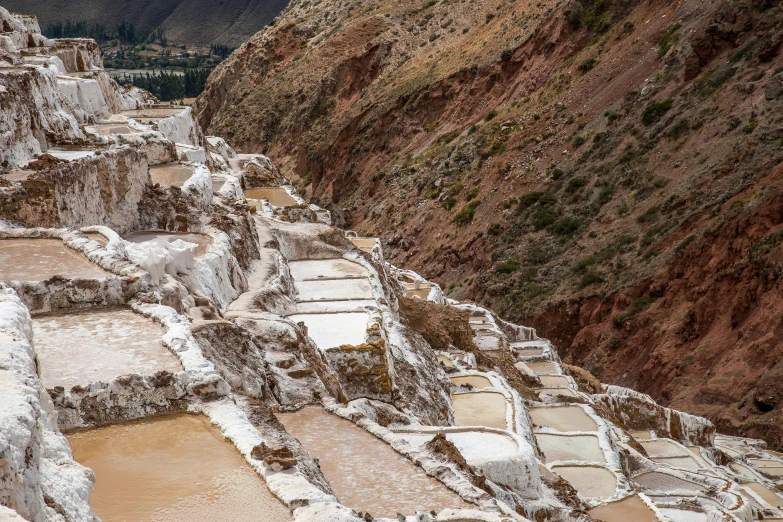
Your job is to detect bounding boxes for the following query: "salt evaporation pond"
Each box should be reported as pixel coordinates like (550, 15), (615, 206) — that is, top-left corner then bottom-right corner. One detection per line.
(67, 414), (291, 522)
(526, 361), (558, 374)
(437, 355), (456, 367)
(529, 406), (598, 432)
(639, 439), (688, 457)
(349, 237), (378, 252)
(84, 122), (143, 136)
(277, 407), (471, 517)
(288, 312), (369, 349)
(450, 375), (493, 389)
(0, 239), (108, 281)
(288, 258), (368, 280)
(535, 433), (606, 463)
(405, 288), (431, 299)
(652, 456), (701, 470)
(538, 388), (579, 399)
(588, 495), (659, 522)
(124, 231), (211, 257)
(744, 483), (783, 508)
(452, 392), (508, 430)
(657, 508), (709, 522)
(552, 466), (617, 498)
(149, 164), (195, 187)
(33, 308), (181, 388)
(538, 375), (572, 387)
(294, 278), (374, 301)
(634, 472), (704, 493)
(245, 187), (298, 207)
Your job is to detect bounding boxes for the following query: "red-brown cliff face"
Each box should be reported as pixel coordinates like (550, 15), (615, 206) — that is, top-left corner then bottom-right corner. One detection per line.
(197, 0), (783, 446)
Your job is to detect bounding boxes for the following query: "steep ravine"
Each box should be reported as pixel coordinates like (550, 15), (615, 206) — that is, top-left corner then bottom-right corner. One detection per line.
(197, 0), (783, 449)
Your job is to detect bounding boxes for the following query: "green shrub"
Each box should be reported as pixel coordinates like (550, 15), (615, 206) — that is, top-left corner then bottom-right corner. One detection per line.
(641, 99), (673, 126)
(485, 110), (498, 121)
(487, 223), (502, 235)
(579, 270), (605, 288)
(658, 23), (681, 56)
(573, 136), (586, 148)
(579, 57), (597, 74)
(612, 296), (656, 327)
(532, 207), (557, 230)
(636, 206), (659, 224)
(581, 0), (613, 34)
(454, 200), (481, 225)
(674, 235), (695, 257)
(495, 259), (519, 274)
(551, 216), (583, 236)
(442, 197), (457, 210)
(516, 191), (545, 213)
(565, 177), (588, 194)
(465, 188), (480, 201)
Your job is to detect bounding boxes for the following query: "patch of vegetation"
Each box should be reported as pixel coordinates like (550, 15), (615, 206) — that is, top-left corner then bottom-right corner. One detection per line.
(749, 230), (783, 262)
(565, 177), (588, 194)
(495, 259), (520, 274)
(658, 23), (681, 57)
(579, 57), (597, 74)
(612, 296), (656, 328)
(573, 136), (586, 148)
(487, 223), (502, 236)
(479, 141), (506, 159)
(551, 216), (584, 236)
(581, 0), (613, 34)
(465, 188), (480, 201)
(641, 99), (673, 126)
(454, 200), (481, 225)
(579, 270), (605, 289)
(485, 110), (498, 121)
(442, 197), (457, 210)
(637, 206), (659, 224)
(516, 191), (546, 213)
(674, 235), (695, 257)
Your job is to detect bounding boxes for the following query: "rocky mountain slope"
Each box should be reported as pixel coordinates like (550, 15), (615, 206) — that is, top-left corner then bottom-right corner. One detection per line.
(1, 0), (289, 46)
(196, 0), (783, 447)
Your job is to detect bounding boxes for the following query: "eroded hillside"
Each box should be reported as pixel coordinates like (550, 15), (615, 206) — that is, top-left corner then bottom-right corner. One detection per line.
(197, 0), (783, 448)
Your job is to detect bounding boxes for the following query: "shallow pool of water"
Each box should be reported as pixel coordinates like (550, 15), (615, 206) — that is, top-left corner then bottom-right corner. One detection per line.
(84, 123), (142, 136)
(33, 308), (180, 388)
(651, 456), (701, 470)
(530, 406), (598, 432)
(514, 347), (545, 357)
(288, 312), (369, 350)
(149, 164), (195, 187)
(294, 279), (374, 301)
(588, 495), (658, 522)
(277, 407), (470, 518)
(538, 375), (572, 388)
(0, 239), (108, 281)
(744, 483), (783, 508)
(437, 355), (455, 368)
(633, 472), (704, 493)
(639, 439), (688, 457)
(245, 188), (298, 207)
(552, 466), (617, 498)
(123, 231), (211, 257)
(67, 414), (291, 522)
(526, 361), (559, 374)
(405, 288), (431, 300)
(450, 375), (493, 389)
(657, 508), (709, 522)
(535, 433), (606, 463)
(537, 388), (579, 399)
(288, 259), (368, 280)
(452, 392), (508, 430)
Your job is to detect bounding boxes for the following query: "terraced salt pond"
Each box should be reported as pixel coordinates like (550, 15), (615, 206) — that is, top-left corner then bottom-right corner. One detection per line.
(288, 312), (369, 349)
(634, 472), (704, 493)
(588, 495), (659, 522)
(149, 163), (195, 187)
(537, 388), (579, 399)
(452, 392), (508, 430)
(744, 482), (783, 508)
(405, 288), (432, 299)
(68, 414), (291, 522)
(33, 308), (180, 388)
(538, 375), (572, 387)
(529, 406), (598, 432)
(278, 407), (470, 517)
(657, 508), (709, 522)
(245, 187), (298, 207)
(526, 361), (559, 374)
(294, 279), (374, 301)
(551, 466), (617, 498)
(349, 237), (378, 252)
(124, 230), (212, 257)
(450, 375), (493, 389)
(288, 258), (368, 280)
(535, 433), (606, 463)
(0, 239), (108, 281)
(84, 122), (143, 136)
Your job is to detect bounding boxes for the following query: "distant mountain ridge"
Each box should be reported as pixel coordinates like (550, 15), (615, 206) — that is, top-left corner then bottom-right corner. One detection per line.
(2, 0), (289, 46)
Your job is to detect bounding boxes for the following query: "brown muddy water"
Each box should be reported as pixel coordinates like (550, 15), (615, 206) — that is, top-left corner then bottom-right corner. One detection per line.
(0, 239), (108, 281)
(552, 466), (617, 498)
(452, 392), (508, 430)
(277, 407), (471, 517)
(450, 375), (493, 389)
(149, 164), (195, 187)
(588, 495), (659, 522)
(529, 406), (598, 432)
(33, 308), (180, 388)
(67, 414), (291, 522)
(245, 188), (298, 207)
